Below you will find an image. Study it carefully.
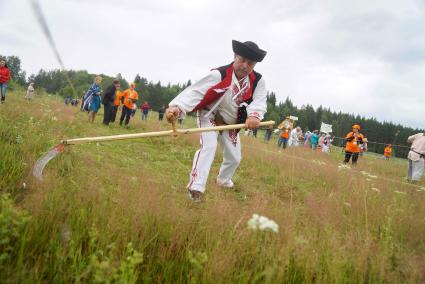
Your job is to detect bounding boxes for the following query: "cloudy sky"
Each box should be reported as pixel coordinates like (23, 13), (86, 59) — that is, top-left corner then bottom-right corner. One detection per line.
(2, 0), (424, 129)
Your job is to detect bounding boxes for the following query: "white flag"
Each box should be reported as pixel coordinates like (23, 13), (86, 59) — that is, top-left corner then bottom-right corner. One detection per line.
(320, 122), (333, 133)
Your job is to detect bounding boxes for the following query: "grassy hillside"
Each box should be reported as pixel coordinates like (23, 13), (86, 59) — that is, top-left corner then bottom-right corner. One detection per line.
(1, 92), (424, 283)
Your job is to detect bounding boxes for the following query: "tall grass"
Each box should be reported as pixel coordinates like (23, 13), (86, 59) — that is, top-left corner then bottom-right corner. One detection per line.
(0, 93), (424, 283)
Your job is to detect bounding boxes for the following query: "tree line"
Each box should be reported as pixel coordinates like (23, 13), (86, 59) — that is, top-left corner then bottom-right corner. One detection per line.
(2, 54), (423, 157)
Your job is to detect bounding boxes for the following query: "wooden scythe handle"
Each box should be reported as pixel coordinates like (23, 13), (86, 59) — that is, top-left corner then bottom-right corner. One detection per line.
(62, 121), (275, 145)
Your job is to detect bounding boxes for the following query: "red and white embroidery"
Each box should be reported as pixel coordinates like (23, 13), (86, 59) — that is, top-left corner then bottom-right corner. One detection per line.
(229, 129), (238, 146)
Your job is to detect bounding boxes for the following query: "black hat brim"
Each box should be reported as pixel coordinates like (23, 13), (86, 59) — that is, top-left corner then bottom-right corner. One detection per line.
(232, 40), (267, 62)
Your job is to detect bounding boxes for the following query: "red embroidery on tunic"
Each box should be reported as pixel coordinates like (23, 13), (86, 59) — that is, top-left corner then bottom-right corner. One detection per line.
(229, 130), (238, 146)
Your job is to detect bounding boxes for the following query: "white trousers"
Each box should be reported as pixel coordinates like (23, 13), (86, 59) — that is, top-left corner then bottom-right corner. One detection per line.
(408, 158), (424, 181)
(187, 110), (241, 193)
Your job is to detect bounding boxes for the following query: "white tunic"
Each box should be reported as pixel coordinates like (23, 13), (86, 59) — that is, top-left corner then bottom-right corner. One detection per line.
(169, 69), (267, 124)
(407, 133), (425, 161)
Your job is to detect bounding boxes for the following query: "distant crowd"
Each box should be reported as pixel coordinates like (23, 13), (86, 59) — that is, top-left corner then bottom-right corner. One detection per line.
(65, 75), (168, 126)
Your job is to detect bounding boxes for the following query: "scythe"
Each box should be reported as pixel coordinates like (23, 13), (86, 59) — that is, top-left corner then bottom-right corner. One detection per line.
(32, 121), (275, 181)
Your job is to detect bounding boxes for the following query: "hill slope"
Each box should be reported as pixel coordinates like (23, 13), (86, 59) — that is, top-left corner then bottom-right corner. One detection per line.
(1, 92), (424, 283)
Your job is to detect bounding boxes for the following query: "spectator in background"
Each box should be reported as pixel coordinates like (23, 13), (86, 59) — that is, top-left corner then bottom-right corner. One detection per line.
(26, 83), (35, 100)
(264, 124), (273, 142)
(290, 126), (303, 146)
(88, 89), (101, 123)
(111, 85), (122, 123)
(360, 138), (368, 156)
(120, 82), (138, 126)
(304, 130), (311, 147)
(277, 116), (293, 149)
(0, 58), (11, 104)
(158, 105), (166, 121)
(83, 76), (102, 112)
(102, 80), (120, 126)
(141, 101), (151, 120)
(80, 91), (86, 111)
(322, 134), (333, 153)
(318, 133), (326, 150)
(343, 124), (365, 165)
(384, 144), (392, 160)
(310, 130), (319, 150)
(407, 133), (425, 182)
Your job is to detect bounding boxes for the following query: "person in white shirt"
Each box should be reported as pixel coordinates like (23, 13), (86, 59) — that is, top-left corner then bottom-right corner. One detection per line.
(407, 133), (425, 182)
(166, 40), (267, 201)
(26, 83), (35, 100)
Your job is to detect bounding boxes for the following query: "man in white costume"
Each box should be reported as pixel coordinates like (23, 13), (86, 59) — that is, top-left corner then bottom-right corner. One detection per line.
(166, 40), (268, 201)
(407, 133), (425, 182)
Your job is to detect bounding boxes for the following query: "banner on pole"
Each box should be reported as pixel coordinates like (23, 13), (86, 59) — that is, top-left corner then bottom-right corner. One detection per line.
(289, 115), (298, 121)
(320, 122), (333, 133)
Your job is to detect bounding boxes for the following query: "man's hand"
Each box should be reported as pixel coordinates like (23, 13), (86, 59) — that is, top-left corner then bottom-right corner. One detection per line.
(245, 116), (260, 129)
(165, 106), (180, 123)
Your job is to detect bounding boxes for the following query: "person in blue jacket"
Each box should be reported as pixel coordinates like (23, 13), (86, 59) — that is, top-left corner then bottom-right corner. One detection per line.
(310, 130), (319, 150)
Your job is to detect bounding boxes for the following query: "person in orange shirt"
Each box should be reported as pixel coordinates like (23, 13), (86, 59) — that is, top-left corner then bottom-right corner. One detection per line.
(277, 115), (293, 149)
(111, 86), (122, 123)
(119, 82), (138, 126)
(384, 144), (392, 160)
(343, 124), (365, 165)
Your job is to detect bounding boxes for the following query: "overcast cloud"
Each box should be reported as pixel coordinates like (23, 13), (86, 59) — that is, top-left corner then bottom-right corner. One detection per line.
(1, 0), (424, 129)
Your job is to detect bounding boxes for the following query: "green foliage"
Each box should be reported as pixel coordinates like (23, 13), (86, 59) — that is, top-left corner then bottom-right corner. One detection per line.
(87, 242), (143, 284)
(0, 194), (31, 269)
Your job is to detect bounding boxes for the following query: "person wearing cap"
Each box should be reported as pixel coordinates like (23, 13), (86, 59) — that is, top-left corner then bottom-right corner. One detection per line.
(384, 144), (392, 160)
(165, 40), (267, 201)
(102, 79), (120, 126)
(407, 133), (425, 182)
(0, 58), (11, 104)
(120, 82), (138, 126)
(343, 124), (365, 165)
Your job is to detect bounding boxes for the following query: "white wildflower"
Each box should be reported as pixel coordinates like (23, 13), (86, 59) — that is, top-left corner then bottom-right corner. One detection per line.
(15, 135), (23, 144)
(343, 202), (351, 208)
(247, 214), (279, 233)
(394, 190), (406, 195)
(22, 182), (26, 189)
(368, 175), (378, 179)
(371, 187), (380, 193)
(52, 116), (58, 121)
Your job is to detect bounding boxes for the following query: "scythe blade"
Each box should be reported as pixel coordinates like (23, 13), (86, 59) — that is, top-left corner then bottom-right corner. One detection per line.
(32, 143), (66, 181)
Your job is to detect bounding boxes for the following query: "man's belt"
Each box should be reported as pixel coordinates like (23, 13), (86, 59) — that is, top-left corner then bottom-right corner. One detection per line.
(410, 149), (425, 159)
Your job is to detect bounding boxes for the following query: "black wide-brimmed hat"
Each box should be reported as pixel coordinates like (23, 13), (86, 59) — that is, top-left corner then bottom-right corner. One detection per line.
(232, 40), (267, 62)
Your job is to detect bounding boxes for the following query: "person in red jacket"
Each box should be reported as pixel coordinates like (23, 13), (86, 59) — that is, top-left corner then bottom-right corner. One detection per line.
(0, 58), (11, 104)
(140, 101), (150, 120)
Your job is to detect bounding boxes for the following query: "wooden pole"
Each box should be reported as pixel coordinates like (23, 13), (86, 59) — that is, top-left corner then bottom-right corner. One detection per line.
(63, 121), (275, 145)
